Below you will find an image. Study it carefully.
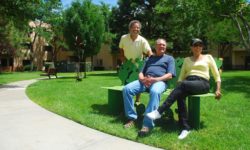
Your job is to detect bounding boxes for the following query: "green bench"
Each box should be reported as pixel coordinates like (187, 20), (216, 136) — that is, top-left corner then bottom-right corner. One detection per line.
(103, 57), (222, 130)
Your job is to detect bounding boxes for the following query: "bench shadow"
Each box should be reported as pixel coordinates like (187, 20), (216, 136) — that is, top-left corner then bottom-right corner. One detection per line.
(199, 121), (206, 129)
(156, 109), (207, 132)
(91, 103), (183, 132)
(91, 104), (110, 116)
(91, 103), (131, 127)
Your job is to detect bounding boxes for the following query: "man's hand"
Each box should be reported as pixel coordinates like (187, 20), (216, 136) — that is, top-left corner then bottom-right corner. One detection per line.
(140, 75), (157, 88)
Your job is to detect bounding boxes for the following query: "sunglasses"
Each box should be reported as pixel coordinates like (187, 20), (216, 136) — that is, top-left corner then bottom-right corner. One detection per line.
(192, 44), (203, 47)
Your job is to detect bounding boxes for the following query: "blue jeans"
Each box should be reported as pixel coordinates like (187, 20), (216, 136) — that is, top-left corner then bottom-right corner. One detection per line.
(122, 80), (167, 128)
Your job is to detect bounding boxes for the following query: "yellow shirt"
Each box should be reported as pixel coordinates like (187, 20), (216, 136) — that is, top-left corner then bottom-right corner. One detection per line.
(178, 54), (221, 82)
(119, 34), (151, 60)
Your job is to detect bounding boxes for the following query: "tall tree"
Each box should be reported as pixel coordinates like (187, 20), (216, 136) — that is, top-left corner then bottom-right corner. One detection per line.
(0, 0), (40, 72)
(155, 0), (210, 51)
(206, 19), (239, 58)
(110, 0), (170, 53)
(0, 0), (40, 29)
(63, 0), (105, 78)
(28, 0), (63, 70)
(206, 0), (250, 54)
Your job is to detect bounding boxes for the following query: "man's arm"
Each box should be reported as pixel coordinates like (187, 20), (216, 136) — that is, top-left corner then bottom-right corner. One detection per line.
(150, 73), (173, 83)
(119, 48), (125, 63)
(139, 73), (173, 88)
(146, 49), (153, 57)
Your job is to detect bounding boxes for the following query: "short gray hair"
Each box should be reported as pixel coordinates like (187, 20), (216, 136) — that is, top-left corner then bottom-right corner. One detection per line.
(156, 38), (167, 46)
(128, 20), (142, 29)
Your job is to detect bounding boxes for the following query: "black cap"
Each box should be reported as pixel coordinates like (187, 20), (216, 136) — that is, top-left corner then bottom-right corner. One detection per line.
(191, 38), (203, 46)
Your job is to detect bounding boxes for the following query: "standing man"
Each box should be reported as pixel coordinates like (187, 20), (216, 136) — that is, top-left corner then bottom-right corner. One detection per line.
(122, 39), (176, 137)
(119, 20), (153, 103)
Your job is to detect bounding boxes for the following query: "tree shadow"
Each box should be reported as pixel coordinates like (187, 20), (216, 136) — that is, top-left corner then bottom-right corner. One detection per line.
(58, 76), (77, 79)
(88, 72), (118, 77)
(222, 76), (250, 98)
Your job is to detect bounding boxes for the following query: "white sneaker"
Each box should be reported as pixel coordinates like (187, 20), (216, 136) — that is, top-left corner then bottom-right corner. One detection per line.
(178, 130), (190, 140)
(146, 110), (161, 120)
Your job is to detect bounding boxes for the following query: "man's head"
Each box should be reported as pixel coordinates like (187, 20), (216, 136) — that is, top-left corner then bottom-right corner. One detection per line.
(155, 38), (167, 56)
(129, 20), (141, 36)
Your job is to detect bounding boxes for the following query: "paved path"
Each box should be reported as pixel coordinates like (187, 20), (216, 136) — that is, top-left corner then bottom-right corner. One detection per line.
(0, 80), (162, 150)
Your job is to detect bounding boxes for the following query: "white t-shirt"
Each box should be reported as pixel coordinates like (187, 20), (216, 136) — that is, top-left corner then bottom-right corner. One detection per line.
(119, 34), (151, 60)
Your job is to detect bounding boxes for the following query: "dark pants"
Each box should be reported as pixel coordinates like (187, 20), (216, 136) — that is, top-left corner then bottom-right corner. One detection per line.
(158, 75), (210, 130)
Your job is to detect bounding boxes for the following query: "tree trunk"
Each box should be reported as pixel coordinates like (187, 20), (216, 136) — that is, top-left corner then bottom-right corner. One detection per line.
(83, 57), (86, 78)
(231, 14), (250, 54)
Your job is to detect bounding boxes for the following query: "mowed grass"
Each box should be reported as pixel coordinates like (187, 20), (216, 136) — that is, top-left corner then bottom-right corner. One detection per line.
(0, 71), (42, 85)
(26, 71), (250, 150)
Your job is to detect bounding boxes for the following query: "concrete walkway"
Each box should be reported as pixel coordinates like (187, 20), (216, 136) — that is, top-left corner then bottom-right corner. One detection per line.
(0, 80), (162, 150)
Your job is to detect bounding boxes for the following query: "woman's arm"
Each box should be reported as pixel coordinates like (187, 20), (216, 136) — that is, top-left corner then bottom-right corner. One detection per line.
(208, 55), (222, 100)
(215, 81), (221, 100)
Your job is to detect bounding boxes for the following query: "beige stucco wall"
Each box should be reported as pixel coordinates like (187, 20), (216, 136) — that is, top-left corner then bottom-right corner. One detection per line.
(56, 51), (74, 61)
(207, 43), (249, 69)
(232, 49), (247, 69)
(92, 44), (116, 70)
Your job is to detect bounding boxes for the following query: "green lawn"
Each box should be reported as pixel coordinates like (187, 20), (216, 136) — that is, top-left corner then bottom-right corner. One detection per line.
(26, 71), (250, 150)
(0, 71), (42, 85)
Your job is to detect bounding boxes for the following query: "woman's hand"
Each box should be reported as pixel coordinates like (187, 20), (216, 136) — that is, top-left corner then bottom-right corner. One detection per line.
(215, 90), (221, 100)
(215, 81), (221, 100)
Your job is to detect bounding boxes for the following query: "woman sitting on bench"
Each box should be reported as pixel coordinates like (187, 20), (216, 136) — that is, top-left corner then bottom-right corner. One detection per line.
(146, 38), (221, 140)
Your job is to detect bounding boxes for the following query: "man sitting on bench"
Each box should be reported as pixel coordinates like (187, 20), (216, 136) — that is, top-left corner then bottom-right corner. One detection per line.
(122, 38), (176, 137)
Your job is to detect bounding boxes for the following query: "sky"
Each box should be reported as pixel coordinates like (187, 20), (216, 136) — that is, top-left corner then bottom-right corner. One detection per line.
(61, 0), (118, 8)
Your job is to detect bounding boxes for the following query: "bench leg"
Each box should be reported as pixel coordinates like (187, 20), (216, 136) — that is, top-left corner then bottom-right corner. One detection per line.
(188, 96), (200, 130)
(108, 89), (124, 115)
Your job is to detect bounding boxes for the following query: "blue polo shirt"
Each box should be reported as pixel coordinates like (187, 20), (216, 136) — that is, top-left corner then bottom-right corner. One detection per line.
(141, 54), (176, 78)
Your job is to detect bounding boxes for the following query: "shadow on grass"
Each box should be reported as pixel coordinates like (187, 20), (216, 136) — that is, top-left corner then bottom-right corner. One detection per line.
(58, 76), (77, 79)
(91, 104), (110, 116)
(156, 109), (207, 132)
(155, 118), (179, 132)
(153, 109), (180, 132)
(0, 84), (22, 89)
(38, 76), (84, 83)
(88, 72), (118, 77)
(222, 76), (250, 97)
(91, 103), (132, 127)
(91, 103), (181, 132)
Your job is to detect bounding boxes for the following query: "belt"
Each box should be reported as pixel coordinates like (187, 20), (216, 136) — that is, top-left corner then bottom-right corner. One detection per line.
(186, 75), (209, 82)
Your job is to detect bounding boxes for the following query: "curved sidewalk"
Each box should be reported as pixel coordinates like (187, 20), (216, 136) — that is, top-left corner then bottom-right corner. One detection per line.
(0, 80), (162, 150)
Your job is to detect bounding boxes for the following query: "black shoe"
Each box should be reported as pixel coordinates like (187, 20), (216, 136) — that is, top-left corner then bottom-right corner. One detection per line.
(137, 126), (150, 137)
